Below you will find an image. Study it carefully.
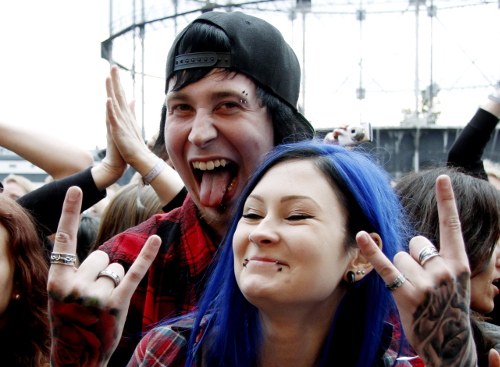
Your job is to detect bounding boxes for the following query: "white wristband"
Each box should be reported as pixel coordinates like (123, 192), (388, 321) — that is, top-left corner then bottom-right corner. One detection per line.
(142, 160), (167, 185)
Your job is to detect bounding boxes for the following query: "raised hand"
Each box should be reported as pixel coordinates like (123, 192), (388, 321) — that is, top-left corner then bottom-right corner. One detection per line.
(357, 175), (476, 367)
(105, 65), (152, 169)
(105, 65), (184, 206)
(323, 125), (347, 145)
(47, 186), (161, 366)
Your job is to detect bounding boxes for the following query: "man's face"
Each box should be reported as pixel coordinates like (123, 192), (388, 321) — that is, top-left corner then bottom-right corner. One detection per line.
(165, 70), (274, 238)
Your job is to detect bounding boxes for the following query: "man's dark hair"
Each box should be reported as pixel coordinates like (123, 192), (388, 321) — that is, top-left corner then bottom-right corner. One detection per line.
(152, 15), (314, 156)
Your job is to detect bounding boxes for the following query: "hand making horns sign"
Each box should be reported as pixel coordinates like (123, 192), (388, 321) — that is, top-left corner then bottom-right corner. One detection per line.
(357, 175), (499, 367)
(47, 186), (161, 366)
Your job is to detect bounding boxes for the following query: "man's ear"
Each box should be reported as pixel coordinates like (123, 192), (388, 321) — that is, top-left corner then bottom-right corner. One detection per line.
(343, 233), (383, 282)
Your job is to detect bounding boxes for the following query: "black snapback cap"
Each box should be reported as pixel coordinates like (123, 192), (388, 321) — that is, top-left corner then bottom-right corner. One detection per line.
(166, 11), (314, 136)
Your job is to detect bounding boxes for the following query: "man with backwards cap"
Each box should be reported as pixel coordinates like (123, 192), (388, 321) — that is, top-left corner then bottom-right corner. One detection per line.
(49, 11), (314, 365)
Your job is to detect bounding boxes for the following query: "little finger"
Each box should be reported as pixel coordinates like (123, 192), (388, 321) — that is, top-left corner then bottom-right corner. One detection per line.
(356, 231), (412, 294)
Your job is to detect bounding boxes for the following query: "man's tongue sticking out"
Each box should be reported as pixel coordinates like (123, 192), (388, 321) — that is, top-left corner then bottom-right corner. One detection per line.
(199, 169), (233, 207)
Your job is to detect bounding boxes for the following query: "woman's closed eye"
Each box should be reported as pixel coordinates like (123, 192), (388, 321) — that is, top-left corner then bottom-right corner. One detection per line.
(242, 212), (263, 220)
(286, 214), (314, 221)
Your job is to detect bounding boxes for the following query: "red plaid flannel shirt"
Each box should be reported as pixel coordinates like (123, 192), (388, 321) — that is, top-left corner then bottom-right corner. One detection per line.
(99, 195), (218, 365)
(128, 316), (421, 367)
(128, 316), (205, 367)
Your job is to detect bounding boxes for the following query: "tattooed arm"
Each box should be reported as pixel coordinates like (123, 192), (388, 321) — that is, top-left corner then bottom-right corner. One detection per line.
(47, 187), (161, 366)
(357, 175), (477, 367)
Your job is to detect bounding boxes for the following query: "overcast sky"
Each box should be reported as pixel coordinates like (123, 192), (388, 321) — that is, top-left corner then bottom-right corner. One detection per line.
(0, 0), (110, 150)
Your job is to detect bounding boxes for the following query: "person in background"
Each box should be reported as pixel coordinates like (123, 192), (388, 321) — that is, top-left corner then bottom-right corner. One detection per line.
(76, 214), (100, 265)
(447, 84), (500, 180)
(396, 167), (500, 362)
(2, 173), (35, 199)
(84, 183), (121, 219)
(483, 159), (500, 190)
(447, 85), (500, 327)
(0, 120), (94, 181)
(90, 183), (164, 252)
(0, 193), (50, 366)
(0, 118), (115, 240)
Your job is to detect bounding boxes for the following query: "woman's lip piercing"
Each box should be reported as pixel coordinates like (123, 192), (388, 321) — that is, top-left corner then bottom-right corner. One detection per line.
(243, 259), (283, 271)
(276, 261), (283, 271)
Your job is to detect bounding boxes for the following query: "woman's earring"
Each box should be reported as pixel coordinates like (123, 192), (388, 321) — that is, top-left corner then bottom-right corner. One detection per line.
(347, 271), (356, 284)
(13, 293), (21, 301)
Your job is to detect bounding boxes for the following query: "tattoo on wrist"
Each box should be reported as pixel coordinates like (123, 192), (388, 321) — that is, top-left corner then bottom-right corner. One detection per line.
(411, 272), (476, 367)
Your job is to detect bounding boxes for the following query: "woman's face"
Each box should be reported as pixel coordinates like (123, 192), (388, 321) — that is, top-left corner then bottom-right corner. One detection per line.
(0, 223), (14, 327)
(233, 159), (354, 314)
(470, 242), (500, 314)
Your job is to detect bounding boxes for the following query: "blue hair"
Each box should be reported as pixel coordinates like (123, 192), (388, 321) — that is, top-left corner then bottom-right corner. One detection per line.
(181, 141), (409, 366)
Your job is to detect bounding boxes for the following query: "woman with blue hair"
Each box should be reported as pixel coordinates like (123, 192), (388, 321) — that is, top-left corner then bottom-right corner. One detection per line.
(47, 141), (495, 366)
(126, 141), (481, 366)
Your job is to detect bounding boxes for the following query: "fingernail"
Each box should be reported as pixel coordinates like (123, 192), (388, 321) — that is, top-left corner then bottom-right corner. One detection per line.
(356, 231), (369, 244)
(67, 188), (79, 201)
(439, 175), (451, 189)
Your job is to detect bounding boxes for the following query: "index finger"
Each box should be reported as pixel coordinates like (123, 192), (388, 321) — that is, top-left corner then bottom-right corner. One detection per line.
(49, 186), (82, 276)
(435, 175), (468, 264)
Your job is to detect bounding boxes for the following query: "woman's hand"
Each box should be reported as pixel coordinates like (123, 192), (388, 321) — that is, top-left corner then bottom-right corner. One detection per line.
(47, 186), (161, 366)
(357, 175), (476, 367)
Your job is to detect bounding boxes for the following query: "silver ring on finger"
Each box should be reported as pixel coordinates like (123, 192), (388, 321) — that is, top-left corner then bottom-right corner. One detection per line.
(418, 245), (440, 266)
(50, 252), (77, 266)
(97, 269), (121, 287)
(385, 273), (407, 291)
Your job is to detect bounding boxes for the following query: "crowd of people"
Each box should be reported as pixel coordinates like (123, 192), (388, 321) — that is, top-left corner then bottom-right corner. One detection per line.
(1, 10), (500, 367)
